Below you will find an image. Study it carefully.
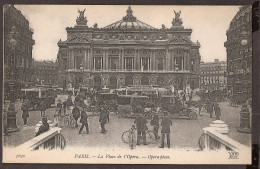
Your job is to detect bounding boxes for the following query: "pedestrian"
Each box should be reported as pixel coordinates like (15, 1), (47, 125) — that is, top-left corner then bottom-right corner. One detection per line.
(198, 100), (203, 116)
(215, 104), (221, 120)
(57, 99), (62, 117)
(150, 107), (160, 140)
(182, 94), (186, 106)
(206, 99), (213, 118)
(129, 125), (137, 149)
(39, 100), (46, 117)
(134, 106), (148, 145)
(189, 94), (192, 102)
(79, 110), (89, 134)
(159, 111), (172, 149)
(99, 106), (107, 134)
(72, 106), (80, 127)
(35, 117), (49, 137)
(21, 99), (30, 126)
(63, 100), (67, 116)
(53, 107), (60, 127)
(66, 95), (74, 107)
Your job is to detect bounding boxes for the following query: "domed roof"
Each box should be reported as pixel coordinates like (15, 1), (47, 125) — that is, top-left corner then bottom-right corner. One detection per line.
(103, 6), (156, 30)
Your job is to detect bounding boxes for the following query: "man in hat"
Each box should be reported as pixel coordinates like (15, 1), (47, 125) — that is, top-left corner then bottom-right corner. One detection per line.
(159, 111), (172, 148)
(39, 100), (46, 117)
(57, 99), (62, 118)
(35, 117), (49, 137)
(99, 106), (108, 134)
(215, 103), (221, 120)
(72, 106), (81, 127)
(150, 107), (160, 140)
(134, 106), (148, 145)
(21, 99), (30, 126)
(79, 109), (89, 134)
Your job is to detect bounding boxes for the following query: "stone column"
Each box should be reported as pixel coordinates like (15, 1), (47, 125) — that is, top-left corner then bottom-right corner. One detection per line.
(106, 50), (109, 70)
(153, 50), (156, 70)
(119, 50), (122, 70)
(68, 49), (71, 69)
(84, 48), (87, 69)
(72, 49), (75, 69)
(135, 49), (138, 70)
(137, 50), (140, 70)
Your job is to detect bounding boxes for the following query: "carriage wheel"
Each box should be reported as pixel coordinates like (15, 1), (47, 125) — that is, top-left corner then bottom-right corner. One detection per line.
(189, 111), (198, 120)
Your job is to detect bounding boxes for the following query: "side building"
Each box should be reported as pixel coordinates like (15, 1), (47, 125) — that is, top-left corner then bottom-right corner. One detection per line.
(4, 5), (35, 97)
(224, 6), (252, 102)
(57, 6), (201, 91)
(31, 60), (58, 86)
(200, 59), (227, 91)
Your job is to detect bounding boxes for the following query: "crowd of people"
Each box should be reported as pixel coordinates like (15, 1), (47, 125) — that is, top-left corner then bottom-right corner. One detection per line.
(17, 88), (223, 148)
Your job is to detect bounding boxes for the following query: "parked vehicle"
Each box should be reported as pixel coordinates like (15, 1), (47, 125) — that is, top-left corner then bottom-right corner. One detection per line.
(21, 87), (56, 110)
(160, 95), (198, 120)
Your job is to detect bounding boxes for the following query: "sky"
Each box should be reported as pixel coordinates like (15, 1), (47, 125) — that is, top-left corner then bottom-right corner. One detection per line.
(15, 5), (240, 62)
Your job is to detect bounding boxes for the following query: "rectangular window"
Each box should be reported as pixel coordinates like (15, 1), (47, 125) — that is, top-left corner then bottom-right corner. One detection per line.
(124, 57), (134, 70)
(109, 57), (119, 70)
(141, 57), (150, 71)
(93, 57), (103, 70)
(174, 57), (184, 70)
(157, 59), (163, 70)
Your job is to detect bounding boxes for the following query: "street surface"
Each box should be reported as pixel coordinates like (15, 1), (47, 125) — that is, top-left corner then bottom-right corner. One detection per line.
(3, 95), (251, 150)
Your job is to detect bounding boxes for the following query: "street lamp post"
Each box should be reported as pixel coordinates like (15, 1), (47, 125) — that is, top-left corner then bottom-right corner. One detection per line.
(6, 26), (19, 133)
(237, 36), (251, 133)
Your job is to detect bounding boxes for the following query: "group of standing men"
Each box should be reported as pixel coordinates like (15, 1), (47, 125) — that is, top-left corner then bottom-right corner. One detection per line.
(133, 106), (172, 149)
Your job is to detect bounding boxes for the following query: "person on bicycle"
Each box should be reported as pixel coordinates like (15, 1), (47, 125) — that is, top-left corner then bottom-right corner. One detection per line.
(159, 111), (172, 149)
(79, 109), (89, 134)
(150, 107), (160, 140)
(72, 106), (80, 127)
(134, 106), (148, 145)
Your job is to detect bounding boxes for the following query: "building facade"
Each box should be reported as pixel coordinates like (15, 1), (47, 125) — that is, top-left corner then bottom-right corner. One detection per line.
(4, 5), (35, 96)
(200, 59), (227, 91)
(57, 6), (201, 90)
(31, 60), (58, 86)
(224, 6), (252, 98)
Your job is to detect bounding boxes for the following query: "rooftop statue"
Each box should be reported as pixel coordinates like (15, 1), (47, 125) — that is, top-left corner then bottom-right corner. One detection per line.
(172, 10), (183, 29)
(76, 9), (88, 26)
(78, 9), (86, 19)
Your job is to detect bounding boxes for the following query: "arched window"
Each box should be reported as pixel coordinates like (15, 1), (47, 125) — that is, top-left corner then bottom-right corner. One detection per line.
(125, 76), (133, 86)
(141, 76), (149, 85)
(109, 76), (117, 89)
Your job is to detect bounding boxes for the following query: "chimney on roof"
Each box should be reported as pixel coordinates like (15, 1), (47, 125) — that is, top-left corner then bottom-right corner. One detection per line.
(214, 59), (219, 62)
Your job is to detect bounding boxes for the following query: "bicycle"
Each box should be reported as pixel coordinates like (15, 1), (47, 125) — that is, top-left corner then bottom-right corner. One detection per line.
(121, 129), (159, 144)
(63, 114), (76, 128)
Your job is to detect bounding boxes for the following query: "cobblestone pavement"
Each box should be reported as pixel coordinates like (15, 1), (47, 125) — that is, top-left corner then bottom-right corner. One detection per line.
(3, 96), (251, 150)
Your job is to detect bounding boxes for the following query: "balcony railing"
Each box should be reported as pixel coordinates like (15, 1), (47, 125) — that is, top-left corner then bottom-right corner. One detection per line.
(16, 127), (65, 151)
(202, 127), (250, 152)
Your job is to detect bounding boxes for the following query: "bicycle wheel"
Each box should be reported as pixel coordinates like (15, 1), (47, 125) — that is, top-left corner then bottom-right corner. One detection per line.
(64, 117), (69, 127)
(121, 131), (130, 143)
